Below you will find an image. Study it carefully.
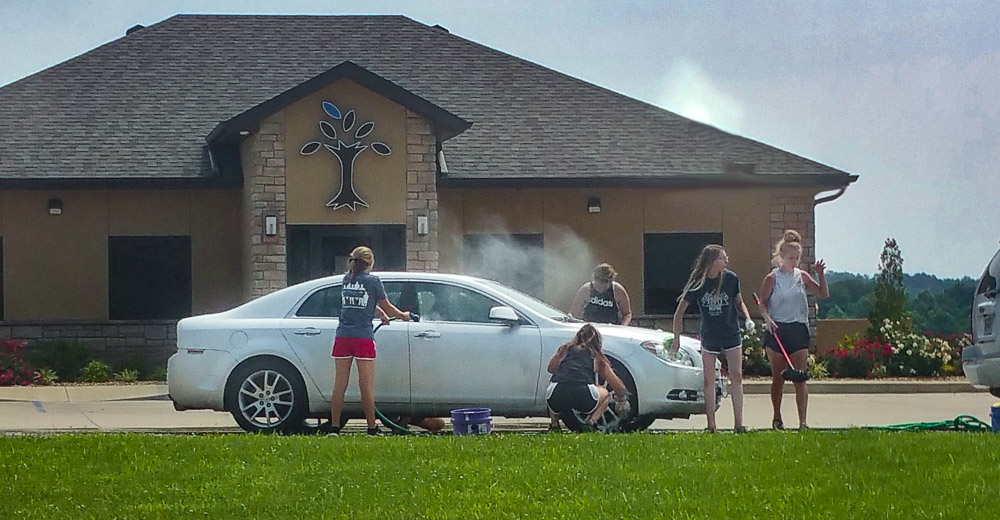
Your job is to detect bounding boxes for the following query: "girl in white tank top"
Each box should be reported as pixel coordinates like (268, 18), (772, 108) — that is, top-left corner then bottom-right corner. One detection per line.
(757, 230), (829, 430)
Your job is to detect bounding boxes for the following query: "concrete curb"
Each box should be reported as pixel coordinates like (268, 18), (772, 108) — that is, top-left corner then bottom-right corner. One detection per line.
(0, 381), (982, 402)
(0, 384), (168, 403)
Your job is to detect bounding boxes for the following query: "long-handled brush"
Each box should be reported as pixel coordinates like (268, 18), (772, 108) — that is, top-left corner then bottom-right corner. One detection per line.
(752, 293), (809, 382)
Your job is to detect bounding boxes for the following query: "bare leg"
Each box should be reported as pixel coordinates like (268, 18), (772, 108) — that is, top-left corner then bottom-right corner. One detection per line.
(329, 357), (354, 428)
(548, 409), (560, 429)
(766, 347), (787, 426)
(702, 351), (719, 431)
(723, 347), (744, 429)
(356, 359), (377, 429)
(789, 349), (809, 427)
(586, 386), (611, 425)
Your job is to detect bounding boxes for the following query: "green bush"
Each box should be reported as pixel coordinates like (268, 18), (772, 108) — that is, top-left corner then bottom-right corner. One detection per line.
(113, 369), (139, 383)
(26, 340), (90, 382)
(80, 360), (111, 383)
(33, 367), (59, 385)
(144, 366), (168, 381)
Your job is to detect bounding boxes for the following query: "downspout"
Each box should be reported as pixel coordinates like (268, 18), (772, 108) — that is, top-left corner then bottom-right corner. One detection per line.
(814, 187), (846, 206)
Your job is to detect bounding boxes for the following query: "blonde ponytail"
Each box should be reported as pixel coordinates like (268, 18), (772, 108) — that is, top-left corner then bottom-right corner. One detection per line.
(771, 230), (803, 267)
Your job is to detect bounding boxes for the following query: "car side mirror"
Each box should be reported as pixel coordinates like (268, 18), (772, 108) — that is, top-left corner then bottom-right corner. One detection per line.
(489, 306), (520, 324)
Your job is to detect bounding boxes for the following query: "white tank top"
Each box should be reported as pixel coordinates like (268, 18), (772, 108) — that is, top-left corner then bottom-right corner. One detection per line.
(768, 268), (809, 324)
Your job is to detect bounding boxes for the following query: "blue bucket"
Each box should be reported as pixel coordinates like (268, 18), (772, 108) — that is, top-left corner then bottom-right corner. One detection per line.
(991, 403), (1000, 434)
(450, 407), (492, 435)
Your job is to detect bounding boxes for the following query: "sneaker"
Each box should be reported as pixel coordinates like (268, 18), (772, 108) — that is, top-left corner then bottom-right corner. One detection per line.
(734, 425), (749, 434)
(325, 426), (341, 437)
(366, 427), (382, 436)
(772, 419), (785, 430)
(799, 423), (810, 431)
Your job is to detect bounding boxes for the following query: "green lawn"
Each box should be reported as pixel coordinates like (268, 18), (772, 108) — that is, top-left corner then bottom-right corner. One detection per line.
(1, 430), (998, 519)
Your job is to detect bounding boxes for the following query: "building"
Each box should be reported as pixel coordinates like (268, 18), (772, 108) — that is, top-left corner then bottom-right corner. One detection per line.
(0, 15), (857, 366)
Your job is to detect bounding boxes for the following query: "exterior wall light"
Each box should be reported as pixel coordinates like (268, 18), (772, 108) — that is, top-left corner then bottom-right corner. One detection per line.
(416, 215), (429, 236)
(264, 215), (277, 236)
(48, 198), (63, 215)
(587, 197), (601, 214)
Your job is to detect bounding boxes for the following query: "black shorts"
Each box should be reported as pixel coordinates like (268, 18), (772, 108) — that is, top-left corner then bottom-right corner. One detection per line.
(545, 382), (599, 415)
(764, 322), (810, 354)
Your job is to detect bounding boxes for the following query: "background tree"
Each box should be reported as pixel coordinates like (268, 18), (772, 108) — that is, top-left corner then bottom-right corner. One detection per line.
(867, 238), (909, 341)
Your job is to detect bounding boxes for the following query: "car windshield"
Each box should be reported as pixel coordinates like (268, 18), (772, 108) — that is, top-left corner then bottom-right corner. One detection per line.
(481, 280), (581, 322)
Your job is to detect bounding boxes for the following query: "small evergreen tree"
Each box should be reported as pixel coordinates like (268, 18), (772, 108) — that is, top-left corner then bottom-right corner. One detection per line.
(867, 238), (909, 341)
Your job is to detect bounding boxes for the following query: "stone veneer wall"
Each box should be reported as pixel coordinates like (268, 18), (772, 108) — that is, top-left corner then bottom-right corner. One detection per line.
(0, 321), (178, 372)
(246, 113), (288, 299)
(405, 110), (439, 272)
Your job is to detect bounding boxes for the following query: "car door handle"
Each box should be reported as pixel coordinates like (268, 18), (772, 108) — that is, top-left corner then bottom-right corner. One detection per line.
(293, 328), (322, 336)
(413, 331), (441, 339)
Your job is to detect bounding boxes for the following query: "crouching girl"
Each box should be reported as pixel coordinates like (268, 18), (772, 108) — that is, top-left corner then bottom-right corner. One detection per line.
(545, 324), (628, 429)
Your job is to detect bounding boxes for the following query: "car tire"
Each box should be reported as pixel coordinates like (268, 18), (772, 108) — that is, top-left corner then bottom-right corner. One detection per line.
(991, 387), (1000, 399)
(226, 357), (308, 434)
(608, 358), (654, 432)
(557, 359), (651, 433)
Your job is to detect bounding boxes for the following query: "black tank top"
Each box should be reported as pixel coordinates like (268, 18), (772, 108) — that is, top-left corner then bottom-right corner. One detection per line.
(582, 282), (620, 324)
(552, 347), (598, 385)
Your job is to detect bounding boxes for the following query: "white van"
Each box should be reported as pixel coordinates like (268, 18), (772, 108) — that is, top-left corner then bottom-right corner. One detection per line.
(964, 246), (1000, 396)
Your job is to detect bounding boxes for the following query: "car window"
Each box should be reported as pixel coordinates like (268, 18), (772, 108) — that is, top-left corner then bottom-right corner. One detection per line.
(296, 285), (342, 318)
(414, 282), (502, 324)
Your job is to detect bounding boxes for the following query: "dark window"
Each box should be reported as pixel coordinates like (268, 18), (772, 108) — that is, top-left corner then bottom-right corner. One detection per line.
(296, 285), (342, 318)
(644, 232), (723, 315)
(413, 282), (502, 324)
(463, 234), (544, 299)
(108, 236), (191, 320)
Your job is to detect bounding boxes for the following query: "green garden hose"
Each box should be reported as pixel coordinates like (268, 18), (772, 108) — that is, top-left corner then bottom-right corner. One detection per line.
(864, 414), (991, 432)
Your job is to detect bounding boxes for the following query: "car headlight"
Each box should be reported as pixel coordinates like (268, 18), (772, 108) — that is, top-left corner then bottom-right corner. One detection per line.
(640, 339), (695, 367)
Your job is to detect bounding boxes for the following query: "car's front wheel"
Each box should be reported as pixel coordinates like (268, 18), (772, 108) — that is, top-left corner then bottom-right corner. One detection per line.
(226, 357), (308, 434)
(558, 359), (652, 433)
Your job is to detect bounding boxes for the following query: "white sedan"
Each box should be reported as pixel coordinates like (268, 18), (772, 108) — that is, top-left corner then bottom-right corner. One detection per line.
(168, 272), (722, 433)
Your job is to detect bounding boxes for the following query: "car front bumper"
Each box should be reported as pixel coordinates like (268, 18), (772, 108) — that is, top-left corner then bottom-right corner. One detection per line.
(633, 355), (724, 418)
(167, 349), (237, 411)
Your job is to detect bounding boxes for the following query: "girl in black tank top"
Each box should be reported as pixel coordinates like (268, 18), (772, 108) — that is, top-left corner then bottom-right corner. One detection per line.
(583, 282), (620, 324)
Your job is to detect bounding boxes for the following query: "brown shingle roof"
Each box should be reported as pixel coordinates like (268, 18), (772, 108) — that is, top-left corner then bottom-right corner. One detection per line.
(0, 14), (856, 185)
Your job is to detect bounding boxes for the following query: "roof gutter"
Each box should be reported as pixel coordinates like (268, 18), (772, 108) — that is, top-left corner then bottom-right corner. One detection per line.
(438, 173), (859, 190)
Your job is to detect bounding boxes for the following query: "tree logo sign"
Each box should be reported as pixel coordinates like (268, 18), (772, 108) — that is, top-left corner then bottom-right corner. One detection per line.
(299, 101), (392, 211)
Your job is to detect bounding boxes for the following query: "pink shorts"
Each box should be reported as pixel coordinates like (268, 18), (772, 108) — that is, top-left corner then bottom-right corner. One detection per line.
(332, 337), (376, 359)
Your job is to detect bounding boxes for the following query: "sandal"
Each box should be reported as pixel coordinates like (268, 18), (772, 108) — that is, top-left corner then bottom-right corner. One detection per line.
(772, 419), (784, 430)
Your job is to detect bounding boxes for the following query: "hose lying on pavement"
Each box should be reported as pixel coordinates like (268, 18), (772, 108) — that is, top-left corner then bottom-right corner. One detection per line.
(864, 414), (991, 432)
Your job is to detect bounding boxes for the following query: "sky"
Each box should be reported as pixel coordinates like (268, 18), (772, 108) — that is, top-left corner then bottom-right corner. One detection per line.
(1, 0), (997, 279)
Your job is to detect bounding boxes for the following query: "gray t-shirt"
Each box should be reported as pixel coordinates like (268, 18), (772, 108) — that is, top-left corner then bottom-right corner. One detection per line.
(336, 272), (386, 339)
(683, 270), (742, 348)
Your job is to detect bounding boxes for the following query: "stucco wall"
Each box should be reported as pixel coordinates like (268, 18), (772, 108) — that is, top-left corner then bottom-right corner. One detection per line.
(0, 189), (242, 320)
(439, 186), (820, 316)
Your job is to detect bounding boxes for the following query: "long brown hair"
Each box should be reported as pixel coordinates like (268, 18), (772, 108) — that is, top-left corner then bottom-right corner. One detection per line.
(677, 245), (725, 301)
(561, 323), (610, 372)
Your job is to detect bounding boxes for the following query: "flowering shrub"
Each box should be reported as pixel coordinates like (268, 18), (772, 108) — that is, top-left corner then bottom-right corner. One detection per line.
(741, 328), (771, 376)
(0, 339), (35, 386)
(821, 335), (892, 378)
(824, 320), (969, 378)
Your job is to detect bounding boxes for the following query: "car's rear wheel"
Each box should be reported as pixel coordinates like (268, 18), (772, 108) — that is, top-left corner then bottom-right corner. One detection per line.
(990, 387), (1000, 398)
(226, 357), (308, 434)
